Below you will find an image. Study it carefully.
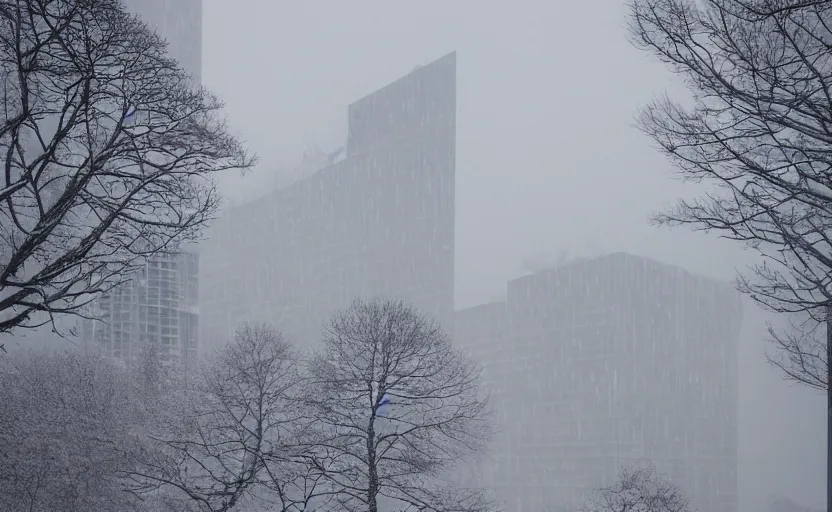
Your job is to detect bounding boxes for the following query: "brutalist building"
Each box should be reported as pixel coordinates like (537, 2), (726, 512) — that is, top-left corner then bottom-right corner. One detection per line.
(455, 252), (741, 512)
(200, 53), (457, 350)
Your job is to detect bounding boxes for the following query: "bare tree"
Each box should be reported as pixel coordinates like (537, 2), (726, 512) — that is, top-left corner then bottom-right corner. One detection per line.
(628, 0), (832, 388)
(125, 324), (322, 512)
(578, 463), (691, 512)
(625, 1), (832, 507)
(627, 0), (832, 387)
(305, 298), (496, 512)
(0, 350), (162, 512)
(0, 0), (254, 335)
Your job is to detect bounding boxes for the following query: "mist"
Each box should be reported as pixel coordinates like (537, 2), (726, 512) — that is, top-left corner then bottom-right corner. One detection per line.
(0, 1), (825, 512)
(200, 1), (823, 509)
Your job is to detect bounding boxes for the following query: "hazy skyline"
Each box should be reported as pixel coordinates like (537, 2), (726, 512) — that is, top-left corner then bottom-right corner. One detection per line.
(200, 1), (824, 511)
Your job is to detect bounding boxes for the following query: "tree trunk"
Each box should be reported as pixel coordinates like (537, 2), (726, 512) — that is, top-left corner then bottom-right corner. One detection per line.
(827, 306), (831, 512)
(367, 414), (378, 512)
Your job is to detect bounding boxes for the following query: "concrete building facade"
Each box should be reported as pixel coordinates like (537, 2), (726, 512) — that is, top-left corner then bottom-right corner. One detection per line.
(125, 0), (202, 83)
(80, 251), (200, 366)
(199, 52), (456, 350)
(455, 252), (742, 512)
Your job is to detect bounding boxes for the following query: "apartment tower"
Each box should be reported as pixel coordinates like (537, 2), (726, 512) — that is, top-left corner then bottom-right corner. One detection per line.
(456, 253), (741, 512)
(199, 52), (457, 349)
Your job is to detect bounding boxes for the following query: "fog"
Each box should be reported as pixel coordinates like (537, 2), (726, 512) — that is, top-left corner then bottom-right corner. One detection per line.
(0, 1), (825, 511)
(197, 0), (825, 511)
(201, 1), (824, 511)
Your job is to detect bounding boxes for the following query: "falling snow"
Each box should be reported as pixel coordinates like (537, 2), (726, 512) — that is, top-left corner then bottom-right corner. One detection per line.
(1, 2), (826, 512)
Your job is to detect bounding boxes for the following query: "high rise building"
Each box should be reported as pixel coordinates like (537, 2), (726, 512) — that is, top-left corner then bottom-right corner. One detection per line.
(80, 252), (200, 366)
(455, 252), (742, 512)
(125, 0), (202, 82)
(79, 1), (203, 365)
(199, 52), (456, 350)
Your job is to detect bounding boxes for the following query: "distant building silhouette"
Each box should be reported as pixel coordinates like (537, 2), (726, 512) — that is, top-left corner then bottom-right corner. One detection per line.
(125, 0), (202, 83)
(199, 52), (457, 349)
(455, 252), (742, 512)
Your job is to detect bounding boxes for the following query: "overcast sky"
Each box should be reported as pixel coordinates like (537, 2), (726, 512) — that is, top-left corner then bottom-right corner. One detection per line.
(201, 1), (824, 509)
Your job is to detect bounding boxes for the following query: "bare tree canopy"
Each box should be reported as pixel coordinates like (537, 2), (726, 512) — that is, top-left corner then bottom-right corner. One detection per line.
(0, 0), (254, 335)
(305, 298), (495, 512)
(627, 0), (832, 389)
(125, 324), (319, 512)
(578, 463), (691, 512)
(0, 350), (164, 512)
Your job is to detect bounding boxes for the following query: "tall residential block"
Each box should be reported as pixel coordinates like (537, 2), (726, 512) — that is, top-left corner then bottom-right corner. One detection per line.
(80, 252), (200, 366)
(199, 52), (456, 349)
(456, 253), (741, 512)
